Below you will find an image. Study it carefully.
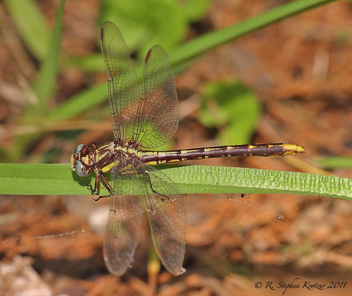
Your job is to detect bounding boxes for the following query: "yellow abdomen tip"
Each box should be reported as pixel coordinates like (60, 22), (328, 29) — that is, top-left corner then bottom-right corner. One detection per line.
(297, 146), (305, 153)
(283, 144), (305, 155)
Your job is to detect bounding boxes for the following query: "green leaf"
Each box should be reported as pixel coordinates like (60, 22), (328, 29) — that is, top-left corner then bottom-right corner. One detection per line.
(177, 0), (212, 22)
(0, 164), (351, 201)
(199, 81), (260, 144)
(4, 0), (50, 60)
(99, 0), (187, 53)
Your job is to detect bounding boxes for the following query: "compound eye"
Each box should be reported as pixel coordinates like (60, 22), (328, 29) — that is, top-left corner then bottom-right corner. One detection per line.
(75, 144), (90, 156)
(75, 144), (85, 153)
(75, 161), (89, 177)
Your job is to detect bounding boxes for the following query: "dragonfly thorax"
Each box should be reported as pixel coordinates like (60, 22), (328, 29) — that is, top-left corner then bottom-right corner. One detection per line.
(70, 141), (140, 177)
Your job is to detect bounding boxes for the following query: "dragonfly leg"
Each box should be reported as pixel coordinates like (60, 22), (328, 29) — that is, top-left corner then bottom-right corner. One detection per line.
(121, 169), (169, 201)
(88, 172), (100, 195)
(100, 172), (114, 194)
(93, 194), (111, 201)
(142, 170), (170, 201)
(90, 170), (114, 201)
(122, 169), (170, 200)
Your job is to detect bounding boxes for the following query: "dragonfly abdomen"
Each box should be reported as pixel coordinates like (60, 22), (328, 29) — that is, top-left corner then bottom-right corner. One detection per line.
(140, 143), (305, 165)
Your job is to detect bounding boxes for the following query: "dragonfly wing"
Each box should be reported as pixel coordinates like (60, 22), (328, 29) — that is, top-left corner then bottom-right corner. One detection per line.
(101, 22), (179, 149)
(104, 195), (143, 276)
(134, 46), (179, 149)
(135, 162), (186, 276)
(100, 22), (140, 141)
(103, 156), (143, 276)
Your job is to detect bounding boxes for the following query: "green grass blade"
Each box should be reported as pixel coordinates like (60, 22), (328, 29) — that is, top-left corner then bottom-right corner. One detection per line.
(31, 0), (65, 110)
(313, 156), (352, 169)
(48, 83), (107, 120)
(0, 164), (351, 200)
(169, 0), (337, 66)
(4, 0), (50, 60)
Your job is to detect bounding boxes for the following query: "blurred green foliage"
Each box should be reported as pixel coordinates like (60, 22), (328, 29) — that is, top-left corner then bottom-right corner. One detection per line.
(4, 0), (50, 60)
(199, 81), (260, 144)
(4, 0), (65, 161)
(313, 156), (352, 169)
(99, 0), (210, 55)
(99, 0), (185, 54)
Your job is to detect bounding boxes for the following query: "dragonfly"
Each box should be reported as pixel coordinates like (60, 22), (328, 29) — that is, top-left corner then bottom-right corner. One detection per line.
(70, 21), (305, 277)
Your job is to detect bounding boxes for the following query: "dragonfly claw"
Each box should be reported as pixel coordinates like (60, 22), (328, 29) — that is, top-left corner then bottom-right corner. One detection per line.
(93, 194), (110, 202)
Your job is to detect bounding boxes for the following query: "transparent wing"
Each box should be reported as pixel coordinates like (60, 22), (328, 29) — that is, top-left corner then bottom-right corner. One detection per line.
(132, 46), (179, 148)
(100, 22), (140, 141)
(103, 156), (143, 276)
(105, 155), (186, 276)
(135, 162), (187, 276)
(104, 195), (143, 276)
(100, 23), (179, 147)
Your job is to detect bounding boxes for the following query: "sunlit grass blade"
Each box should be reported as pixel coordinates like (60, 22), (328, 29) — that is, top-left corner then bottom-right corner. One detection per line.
(0, 164), (351, 201)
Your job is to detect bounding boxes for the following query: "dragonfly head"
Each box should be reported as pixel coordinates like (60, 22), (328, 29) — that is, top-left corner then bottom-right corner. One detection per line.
(70, 144), (91, 177)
